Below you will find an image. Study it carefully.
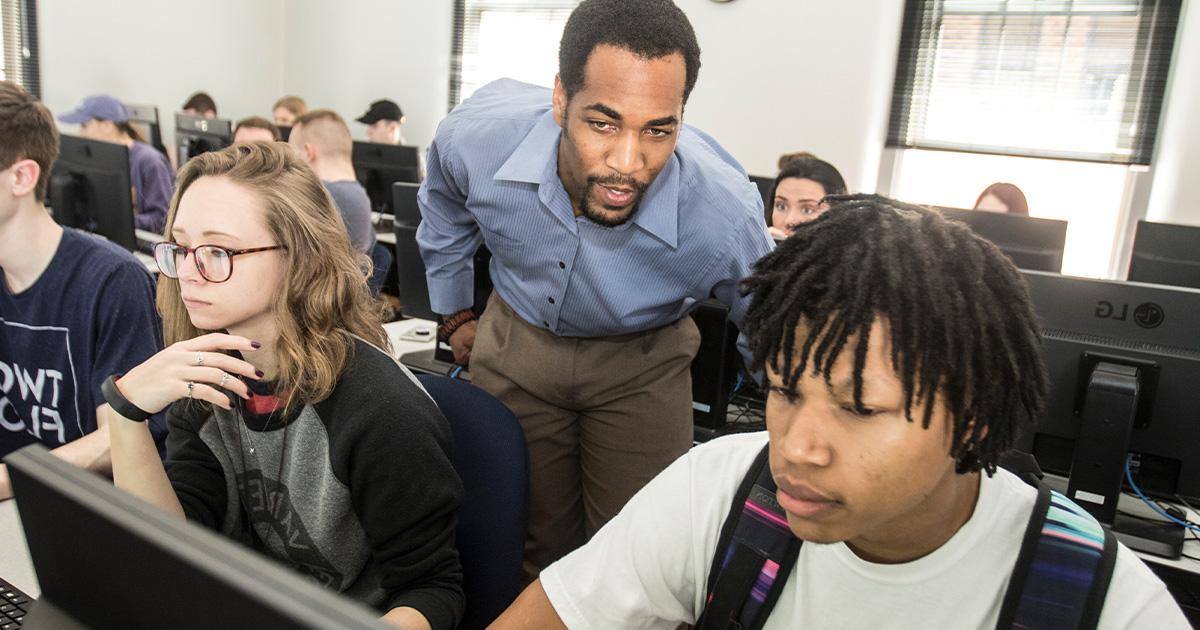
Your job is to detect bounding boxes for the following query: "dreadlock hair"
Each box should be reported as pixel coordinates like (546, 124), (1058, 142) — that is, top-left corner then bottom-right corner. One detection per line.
(740, 194), (1048, 474)
(558, 0), (702, 104)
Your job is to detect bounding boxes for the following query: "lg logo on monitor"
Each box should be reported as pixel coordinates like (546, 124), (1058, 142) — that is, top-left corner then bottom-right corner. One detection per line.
(1094, 301), (1164, 329)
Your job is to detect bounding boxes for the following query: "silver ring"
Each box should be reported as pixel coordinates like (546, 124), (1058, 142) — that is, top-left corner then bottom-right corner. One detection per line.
(195, 353), (204, 366)
(186, 382), (195, 398)
(219, 373), (231, 387)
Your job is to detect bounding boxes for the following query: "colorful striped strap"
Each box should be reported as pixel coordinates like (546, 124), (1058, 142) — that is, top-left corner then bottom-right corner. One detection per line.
(996, 479), (1117, 630)
(698, 445), (801, 630)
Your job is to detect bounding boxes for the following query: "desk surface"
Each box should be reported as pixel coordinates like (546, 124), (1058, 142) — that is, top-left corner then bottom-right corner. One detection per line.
(384, 318), (436, 358)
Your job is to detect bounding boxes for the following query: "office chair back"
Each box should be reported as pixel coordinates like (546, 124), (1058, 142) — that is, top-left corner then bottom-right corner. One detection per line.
(415, 374), (529, 630)
(368, 241), (392, 297)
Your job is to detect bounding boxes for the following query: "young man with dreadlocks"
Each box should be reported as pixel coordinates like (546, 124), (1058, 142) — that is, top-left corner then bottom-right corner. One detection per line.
(491, 194), (1187, 629)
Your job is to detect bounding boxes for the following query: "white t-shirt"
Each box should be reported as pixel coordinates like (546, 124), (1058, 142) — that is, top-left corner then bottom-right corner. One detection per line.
(541, 432), (1189, 629)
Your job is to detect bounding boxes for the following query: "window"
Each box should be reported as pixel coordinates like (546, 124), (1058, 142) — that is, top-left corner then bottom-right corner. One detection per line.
(889, 0), (1180, 164)
(885, 0), (1181, 279)
(0, 0), (40, 97)
(448, 0), (579, 109)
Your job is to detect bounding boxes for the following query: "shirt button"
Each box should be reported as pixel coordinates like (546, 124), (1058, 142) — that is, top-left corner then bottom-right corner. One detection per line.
(558, 261), (566, 269)
(548, 297), (555, 304)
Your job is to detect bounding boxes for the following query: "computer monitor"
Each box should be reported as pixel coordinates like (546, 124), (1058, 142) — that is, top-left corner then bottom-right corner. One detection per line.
(391, 181), (421, 226)
(935, 207), (1067, 273)
(1127, 220), (1200, 290)
(5, 444), (388, 629)
(46, 135), (137, 251)
(175, 112), (232, 164)
(1019, 270), (1200, 556)
(353, 142), (420, 215)
(749, 174), (773, 224)
(690, 300), (742, 438)
(126, 103), (167, 158)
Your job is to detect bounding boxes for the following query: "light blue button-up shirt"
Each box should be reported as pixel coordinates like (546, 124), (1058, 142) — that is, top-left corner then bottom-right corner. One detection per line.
(417, 79), (773, 350)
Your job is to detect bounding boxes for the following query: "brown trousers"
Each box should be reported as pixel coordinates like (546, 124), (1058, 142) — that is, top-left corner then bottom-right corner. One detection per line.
(470, 293), (700, 578)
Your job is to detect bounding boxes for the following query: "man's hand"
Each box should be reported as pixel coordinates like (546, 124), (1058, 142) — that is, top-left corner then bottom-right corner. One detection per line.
(449, 320), (477, 367)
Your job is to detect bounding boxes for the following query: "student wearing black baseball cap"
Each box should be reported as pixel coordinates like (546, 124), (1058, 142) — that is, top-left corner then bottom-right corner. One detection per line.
(356, 99), (406, 145)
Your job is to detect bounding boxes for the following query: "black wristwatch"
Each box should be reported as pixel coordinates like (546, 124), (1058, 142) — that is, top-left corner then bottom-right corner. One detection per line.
(101, 374), (153, 422)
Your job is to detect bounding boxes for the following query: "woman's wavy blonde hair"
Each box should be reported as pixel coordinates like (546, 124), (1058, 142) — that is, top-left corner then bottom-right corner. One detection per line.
(157, 142), (388, 409)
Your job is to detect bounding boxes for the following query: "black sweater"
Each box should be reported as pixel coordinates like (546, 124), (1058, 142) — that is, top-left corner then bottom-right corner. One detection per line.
(163, 337), (464, 629)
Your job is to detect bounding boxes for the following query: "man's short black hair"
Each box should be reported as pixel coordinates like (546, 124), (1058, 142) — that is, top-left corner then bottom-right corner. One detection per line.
(741, 194), (1048, 474)
(558, 0), (701, 103)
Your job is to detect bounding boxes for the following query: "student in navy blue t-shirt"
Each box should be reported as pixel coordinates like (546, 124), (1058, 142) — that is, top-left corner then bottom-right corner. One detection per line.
(0, 80), (165, 499)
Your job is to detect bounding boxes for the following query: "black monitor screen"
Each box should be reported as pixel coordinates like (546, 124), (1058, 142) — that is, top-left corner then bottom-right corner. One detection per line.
(6, 444), (388, 630)
(936, 207), (1067, 273)
(175, 112), (232, 165)
(1127, 220), (1200, 290)
(46, 135), (137, 251)
(353, 142), (420, 215)
(392, 181), (421, 226)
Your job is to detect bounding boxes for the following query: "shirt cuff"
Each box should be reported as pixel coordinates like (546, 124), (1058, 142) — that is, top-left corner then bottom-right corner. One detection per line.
(427, 272), (476, 316)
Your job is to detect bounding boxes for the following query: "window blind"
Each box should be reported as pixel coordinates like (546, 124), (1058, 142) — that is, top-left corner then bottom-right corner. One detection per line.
(0, 0), (40, 98)
(448, 0), (580, 110)
(887, 0), (1180, 165)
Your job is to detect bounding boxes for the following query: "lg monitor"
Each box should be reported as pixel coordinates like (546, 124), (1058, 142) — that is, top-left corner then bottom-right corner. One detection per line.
(1019, 270), (1200, 557)
(46, 135), (137, 251)
(175, 112), (232, 164)
(6, 444), (388, 630)
(936, 207), (1067, 273)
(1127, 220), (1200, 290)
(353, 142), (420, 215)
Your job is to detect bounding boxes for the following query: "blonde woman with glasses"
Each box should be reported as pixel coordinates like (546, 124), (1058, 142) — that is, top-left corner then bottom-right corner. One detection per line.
(102, 142), (464, 630)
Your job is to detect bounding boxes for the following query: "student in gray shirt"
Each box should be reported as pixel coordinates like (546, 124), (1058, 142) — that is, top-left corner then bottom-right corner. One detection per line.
(288, 110), (374, 253)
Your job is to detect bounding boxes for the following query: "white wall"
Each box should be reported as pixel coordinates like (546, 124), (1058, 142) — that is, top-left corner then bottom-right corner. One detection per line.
(39, 0), (286, 151)
(281, 0), (453, 150)
(678, 0), (905, 190)
(1145, 0), (1200, 226)
(37, 0), (1192, 226)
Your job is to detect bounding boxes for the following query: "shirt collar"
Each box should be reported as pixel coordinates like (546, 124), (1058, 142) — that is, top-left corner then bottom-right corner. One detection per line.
(494, 110), (680, 249)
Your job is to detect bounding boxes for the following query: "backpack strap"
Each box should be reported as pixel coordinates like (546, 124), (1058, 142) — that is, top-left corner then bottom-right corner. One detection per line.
(697, 445), (802, 630)
(996, 478), (1118, 630)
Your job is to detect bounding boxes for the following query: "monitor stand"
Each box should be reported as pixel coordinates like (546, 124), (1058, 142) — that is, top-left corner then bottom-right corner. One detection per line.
(1067, 361), (1184, 558)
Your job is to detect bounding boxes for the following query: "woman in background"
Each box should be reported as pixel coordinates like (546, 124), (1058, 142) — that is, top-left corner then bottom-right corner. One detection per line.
(767, 154), (847, 239)
(973, 182), (1029, 216)
(59, 94), (175, 233)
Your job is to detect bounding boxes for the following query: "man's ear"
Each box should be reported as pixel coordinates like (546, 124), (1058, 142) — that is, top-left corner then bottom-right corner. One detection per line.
(303, 142), (318, 164)
(9, 159), (40, 198)
(552, 73), (567, 128)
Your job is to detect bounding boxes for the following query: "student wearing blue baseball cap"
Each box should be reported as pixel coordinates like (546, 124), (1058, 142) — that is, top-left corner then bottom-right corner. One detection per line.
(59, 94), (175, 234)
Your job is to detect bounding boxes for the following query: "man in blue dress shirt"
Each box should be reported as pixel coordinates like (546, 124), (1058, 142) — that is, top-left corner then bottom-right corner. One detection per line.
(417, 0), (773, 576)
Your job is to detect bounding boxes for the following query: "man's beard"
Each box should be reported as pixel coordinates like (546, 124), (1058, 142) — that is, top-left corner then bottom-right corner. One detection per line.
(578, 174), (648, 228)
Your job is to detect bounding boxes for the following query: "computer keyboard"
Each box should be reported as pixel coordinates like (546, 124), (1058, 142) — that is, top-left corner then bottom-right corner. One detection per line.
(0, 576), (33, 628)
